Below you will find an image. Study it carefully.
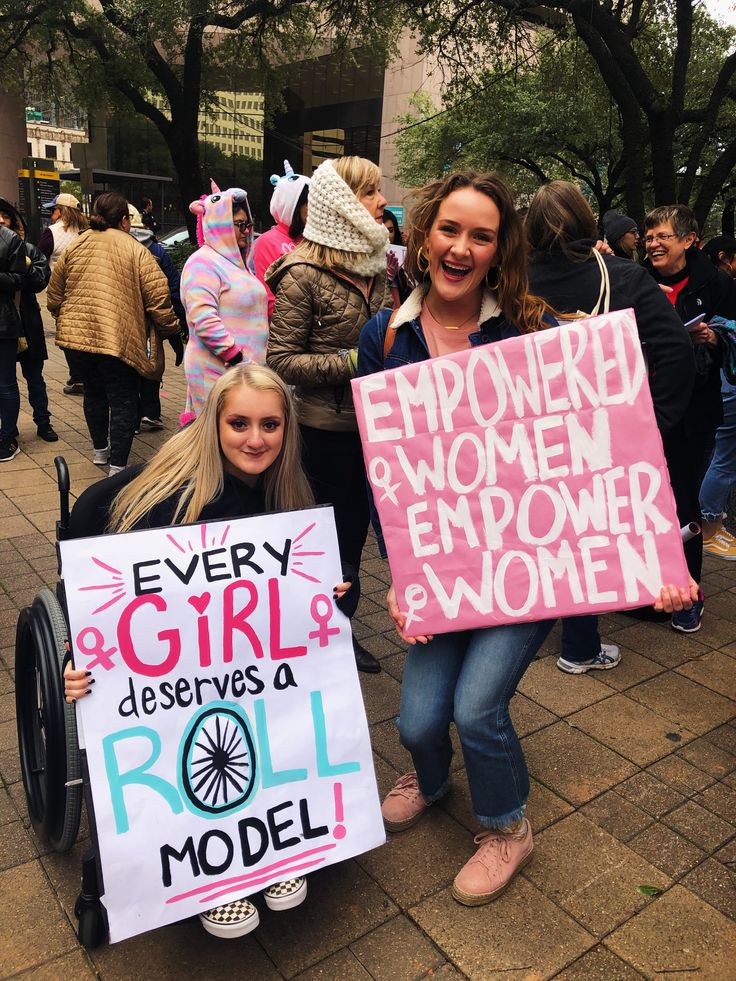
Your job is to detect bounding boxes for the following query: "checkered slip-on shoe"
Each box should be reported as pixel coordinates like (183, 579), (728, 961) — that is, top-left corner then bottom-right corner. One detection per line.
(263, 877), (308, 911)
(199, 898), (259, 938)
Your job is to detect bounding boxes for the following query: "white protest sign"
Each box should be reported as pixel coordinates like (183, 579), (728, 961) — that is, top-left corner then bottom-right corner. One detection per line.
(60, 506), (384, 942)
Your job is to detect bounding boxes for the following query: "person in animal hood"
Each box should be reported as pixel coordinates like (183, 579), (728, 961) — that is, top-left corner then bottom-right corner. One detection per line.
(0, 198), (57, 452)
(251, 160), (310, 319)
(180, 182), (268, 423)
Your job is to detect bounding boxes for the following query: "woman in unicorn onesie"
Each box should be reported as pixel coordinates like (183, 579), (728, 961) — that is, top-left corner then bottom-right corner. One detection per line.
(180, 183), (269, 423)
(251, 161), (310, 320)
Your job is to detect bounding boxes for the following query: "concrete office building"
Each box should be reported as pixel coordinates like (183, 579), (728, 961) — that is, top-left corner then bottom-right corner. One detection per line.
(267, 31), (441, 220)
(0, 29), (440, 227)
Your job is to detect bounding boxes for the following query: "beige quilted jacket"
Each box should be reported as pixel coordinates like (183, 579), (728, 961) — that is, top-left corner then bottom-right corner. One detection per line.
(47, 228), (179, 380)
(266, 254), (388, 431)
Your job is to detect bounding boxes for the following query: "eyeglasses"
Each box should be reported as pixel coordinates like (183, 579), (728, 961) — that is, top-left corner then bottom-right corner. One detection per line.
(233, 220), (253, 233)
(644, 232), (681, 245)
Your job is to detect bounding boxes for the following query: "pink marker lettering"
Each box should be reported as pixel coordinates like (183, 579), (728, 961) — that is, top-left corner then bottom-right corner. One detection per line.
(269, 578), (307, 659)
(222, 580), (263, 662)
(117, 594), (181, 677)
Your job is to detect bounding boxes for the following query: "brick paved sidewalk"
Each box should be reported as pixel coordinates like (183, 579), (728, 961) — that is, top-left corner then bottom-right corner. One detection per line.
(0, 328), (734, 980)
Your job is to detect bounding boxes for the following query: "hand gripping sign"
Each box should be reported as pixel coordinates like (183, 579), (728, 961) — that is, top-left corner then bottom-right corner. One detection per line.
(352, 310), (688, 635)
(60, 505), (384, 943)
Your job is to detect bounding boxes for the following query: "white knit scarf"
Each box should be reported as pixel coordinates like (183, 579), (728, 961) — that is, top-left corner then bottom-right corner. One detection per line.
(303, 160), (388, 277)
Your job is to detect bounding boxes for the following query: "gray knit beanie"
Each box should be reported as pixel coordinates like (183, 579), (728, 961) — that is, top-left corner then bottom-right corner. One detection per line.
(303, 160), (388, 276)
(602, 209), (638, 244)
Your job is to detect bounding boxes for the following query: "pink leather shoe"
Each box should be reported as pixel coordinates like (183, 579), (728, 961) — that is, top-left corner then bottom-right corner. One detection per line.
(381, 772), (432, 832)
(452, 820), (533, 905)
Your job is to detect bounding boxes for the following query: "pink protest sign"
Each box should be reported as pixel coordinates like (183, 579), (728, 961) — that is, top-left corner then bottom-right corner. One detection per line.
(352, 309), (688, 636)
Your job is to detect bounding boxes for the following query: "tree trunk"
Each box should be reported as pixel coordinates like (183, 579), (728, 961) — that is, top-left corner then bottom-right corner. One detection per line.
(619, 117), (646, 222)
(649, 113), (678, 206)
(723, 199), (735, 237)
(167, 97), (203, 244)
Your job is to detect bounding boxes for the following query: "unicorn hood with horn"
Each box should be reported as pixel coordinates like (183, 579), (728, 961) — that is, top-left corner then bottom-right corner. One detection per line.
(251, 161), (311, 319)
(180, 180), (268, 421)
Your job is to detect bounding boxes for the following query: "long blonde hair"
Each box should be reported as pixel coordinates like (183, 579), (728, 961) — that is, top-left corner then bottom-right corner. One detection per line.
(291, 155), (382, 273)
(108, 365), (314, 532)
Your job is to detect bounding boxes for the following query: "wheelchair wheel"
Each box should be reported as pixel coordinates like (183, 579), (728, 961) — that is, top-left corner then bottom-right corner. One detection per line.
(15, 588), (82, 853)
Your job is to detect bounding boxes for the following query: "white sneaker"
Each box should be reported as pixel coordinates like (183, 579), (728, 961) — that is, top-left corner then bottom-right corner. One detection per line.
(93, 445), (110, 466)
(108, 464), (126, 476)
(263, 877), (307, 911)
(557, 643), (621, 674)
(140, 416), (164, 430)
(199, 898), (259, 938)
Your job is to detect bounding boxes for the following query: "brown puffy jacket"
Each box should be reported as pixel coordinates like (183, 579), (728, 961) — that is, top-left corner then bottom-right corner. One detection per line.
(266, 254), (388, 431)
(47, 228), (179, 380)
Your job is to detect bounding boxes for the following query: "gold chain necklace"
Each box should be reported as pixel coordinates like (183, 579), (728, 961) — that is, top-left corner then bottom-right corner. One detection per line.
(424, 299), (479, 331)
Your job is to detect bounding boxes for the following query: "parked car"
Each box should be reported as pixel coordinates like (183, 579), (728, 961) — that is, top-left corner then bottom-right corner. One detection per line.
(161, 226), (261, 249)
(160, 226), (190, 249)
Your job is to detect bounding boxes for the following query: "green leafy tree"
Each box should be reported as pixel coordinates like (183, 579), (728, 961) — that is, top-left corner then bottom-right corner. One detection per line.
(400, 0), (736, 227)
(0, 0), (400, 237)
(394, 37), (628, 217)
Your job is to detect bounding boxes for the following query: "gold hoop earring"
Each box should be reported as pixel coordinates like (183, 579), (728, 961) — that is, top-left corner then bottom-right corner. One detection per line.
(485, 265), (500, 289)
(417, 246), (430, 273)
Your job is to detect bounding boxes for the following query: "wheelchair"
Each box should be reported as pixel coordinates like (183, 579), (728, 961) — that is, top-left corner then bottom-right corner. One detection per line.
(14, 457), (107, 948)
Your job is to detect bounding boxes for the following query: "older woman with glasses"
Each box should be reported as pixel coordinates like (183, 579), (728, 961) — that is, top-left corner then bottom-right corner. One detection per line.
(180, 183), (269, 422)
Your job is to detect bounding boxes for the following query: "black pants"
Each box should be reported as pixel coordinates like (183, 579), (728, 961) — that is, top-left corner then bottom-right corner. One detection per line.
(299, 424), (370, 572)
(138, 376), (161, 422)
(63, 348), (81, 384)
(73, 352), (140, 468)
(663, 425), (716, 585)
(17, 352), (51, 426)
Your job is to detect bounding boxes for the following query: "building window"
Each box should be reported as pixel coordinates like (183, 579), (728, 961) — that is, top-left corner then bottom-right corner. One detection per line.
(45, 144), (58, 160)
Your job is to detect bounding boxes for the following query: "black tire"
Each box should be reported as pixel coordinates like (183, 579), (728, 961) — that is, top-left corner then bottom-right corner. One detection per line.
(15, 588), (82, 853)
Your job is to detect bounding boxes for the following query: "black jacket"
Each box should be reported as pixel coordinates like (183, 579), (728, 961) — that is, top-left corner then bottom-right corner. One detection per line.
(645, 245), (736, 436)
(0, 224), (26, 340)
(528, 244), (696, 434)
(69, 466), (268, 538)
(68, 467), (361, 619)
(0, 198), (50, 358)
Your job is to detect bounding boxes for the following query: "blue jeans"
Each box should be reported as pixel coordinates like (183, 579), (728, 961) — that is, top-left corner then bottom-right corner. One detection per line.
(700, 372), (736, 522)
(560, 615), (600, 663)
(0, 338), (20, 443)
(398, 619), (553, 828)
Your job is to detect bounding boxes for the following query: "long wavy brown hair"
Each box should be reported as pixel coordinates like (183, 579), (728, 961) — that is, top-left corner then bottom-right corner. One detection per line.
(404, 171), (549, 333)
(525, 180), (598, 260)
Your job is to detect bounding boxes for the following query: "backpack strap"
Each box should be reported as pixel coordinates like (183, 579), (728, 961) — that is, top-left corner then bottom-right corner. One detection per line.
(383, 309), (399, 363)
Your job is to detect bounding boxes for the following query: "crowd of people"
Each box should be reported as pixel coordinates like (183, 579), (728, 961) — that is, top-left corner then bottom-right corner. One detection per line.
(0, 159), (732, 938)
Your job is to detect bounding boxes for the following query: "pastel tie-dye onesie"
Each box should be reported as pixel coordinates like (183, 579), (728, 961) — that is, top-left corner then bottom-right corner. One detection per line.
(181, 188), (268, 421)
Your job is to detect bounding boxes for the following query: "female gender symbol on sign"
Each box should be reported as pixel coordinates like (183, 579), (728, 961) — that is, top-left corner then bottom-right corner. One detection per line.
(368, 457), (400, 505)
(403, 584), (428, 631)
(76, 626), (118, 670)
(308, 595), (340, 647)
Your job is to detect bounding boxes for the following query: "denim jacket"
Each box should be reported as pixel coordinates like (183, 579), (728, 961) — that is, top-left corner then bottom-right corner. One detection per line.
(356, 285), (524, 556)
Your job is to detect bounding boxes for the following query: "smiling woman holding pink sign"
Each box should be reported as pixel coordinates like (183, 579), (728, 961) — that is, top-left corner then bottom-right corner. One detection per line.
(357, 171), (697, 907)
